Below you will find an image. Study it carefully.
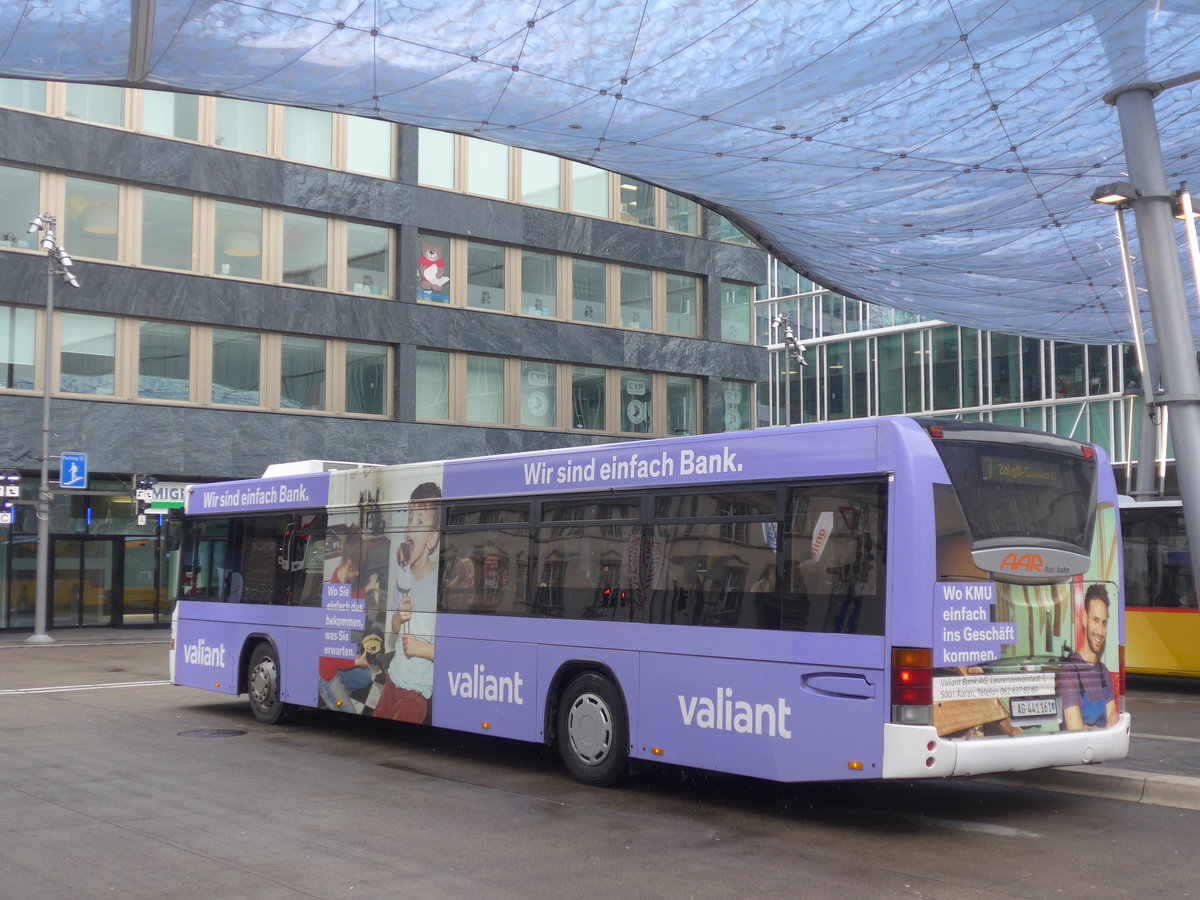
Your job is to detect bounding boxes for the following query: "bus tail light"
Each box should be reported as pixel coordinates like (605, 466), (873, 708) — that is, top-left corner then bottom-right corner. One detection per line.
(891, 647), (933, 725)
(1118, 644), (1127, 709)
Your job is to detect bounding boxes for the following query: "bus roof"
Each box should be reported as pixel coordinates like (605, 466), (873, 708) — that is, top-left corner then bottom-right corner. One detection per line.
(185, 418), (947, 516)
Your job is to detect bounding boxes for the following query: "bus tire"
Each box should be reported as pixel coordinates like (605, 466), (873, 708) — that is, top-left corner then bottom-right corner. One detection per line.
(247, 642), (290, 725)
(556, 672), (628, 787)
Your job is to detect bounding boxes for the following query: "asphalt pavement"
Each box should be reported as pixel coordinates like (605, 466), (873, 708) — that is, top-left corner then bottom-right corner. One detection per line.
(3, 626), (1198, 809)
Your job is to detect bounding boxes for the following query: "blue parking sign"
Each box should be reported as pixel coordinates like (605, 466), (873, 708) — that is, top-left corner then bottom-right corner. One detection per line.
(60, 452), (87, 489)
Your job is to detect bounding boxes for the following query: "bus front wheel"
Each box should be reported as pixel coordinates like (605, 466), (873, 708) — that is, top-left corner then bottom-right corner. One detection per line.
(556, 672), (628, 787)
(247, 642), (290, 725)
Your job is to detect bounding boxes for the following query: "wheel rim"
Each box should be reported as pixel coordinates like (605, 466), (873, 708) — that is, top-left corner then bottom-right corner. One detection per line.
(566, 691), (613, 766)
(249, 655), (278, 713)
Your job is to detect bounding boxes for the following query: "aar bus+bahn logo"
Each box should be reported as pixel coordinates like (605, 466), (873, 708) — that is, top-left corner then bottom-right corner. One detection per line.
(999, 552), (1045, 573)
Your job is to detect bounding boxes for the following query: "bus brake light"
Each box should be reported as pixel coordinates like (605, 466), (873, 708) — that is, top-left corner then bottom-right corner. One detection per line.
(891, 647), (933, 725)
(1118, 644), (1126, 701)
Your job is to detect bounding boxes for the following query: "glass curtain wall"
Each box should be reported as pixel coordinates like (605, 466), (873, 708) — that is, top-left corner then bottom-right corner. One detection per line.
(758, 283), (1134, 462)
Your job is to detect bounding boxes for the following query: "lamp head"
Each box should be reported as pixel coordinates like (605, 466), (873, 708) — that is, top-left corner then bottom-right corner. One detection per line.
(1090, 182), (1138, 206)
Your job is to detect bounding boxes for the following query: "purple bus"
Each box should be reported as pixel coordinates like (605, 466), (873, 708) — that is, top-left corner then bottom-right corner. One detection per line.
(171, 417), (1130, 785)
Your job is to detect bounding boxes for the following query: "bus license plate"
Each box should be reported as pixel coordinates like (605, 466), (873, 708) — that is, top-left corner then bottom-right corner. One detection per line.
(1010, 697), (1058, 718)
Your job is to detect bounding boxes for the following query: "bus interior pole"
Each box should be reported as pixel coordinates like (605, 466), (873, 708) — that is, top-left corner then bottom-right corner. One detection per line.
(1113, 85), (1200, 567)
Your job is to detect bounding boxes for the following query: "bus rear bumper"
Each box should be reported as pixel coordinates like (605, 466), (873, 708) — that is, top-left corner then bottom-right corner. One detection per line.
(881, 713), (1132, 779)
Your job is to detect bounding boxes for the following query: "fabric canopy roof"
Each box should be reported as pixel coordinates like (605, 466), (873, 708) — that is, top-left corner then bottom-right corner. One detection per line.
(2, 0), (1199, 344)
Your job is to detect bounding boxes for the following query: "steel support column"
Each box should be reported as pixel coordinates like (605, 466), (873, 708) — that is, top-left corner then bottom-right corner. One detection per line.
(1113, 86), (1200, 562)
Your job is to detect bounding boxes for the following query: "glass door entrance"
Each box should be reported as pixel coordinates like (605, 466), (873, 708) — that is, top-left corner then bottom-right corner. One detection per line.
(52, 537), (121, 627)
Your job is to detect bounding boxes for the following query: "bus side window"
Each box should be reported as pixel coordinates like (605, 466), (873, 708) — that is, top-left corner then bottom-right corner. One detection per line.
(295, 514), (328, 607)
(785, 482), (885, 635)
(441, 503), (532, 615)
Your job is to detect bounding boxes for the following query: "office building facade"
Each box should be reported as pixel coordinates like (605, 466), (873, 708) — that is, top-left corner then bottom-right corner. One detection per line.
(0, 81), (766, 631)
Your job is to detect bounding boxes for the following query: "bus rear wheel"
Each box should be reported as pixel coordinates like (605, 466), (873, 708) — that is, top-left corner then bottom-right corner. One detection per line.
(556, 672), (628, 787)
(247, 642), (290, 724)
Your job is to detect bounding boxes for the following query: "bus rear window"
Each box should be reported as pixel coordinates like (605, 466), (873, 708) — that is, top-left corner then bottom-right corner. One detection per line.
(932, 440), (1096, 550)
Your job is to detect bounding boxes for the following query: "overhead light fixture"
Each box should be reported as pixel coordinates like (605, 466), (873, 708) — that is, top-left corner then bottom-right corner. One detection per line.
(223, 229), (260, 258)
(82, 205), (117, 235)
(1090, 182), (1138, 205)
(1174, 187), (1200, 220)
(27, 215), (45, 234)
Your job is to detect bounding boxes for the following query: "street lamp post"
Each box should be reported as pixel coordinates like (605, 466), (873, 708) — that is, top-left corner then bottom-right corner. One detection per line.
(25, 213), (79, 644)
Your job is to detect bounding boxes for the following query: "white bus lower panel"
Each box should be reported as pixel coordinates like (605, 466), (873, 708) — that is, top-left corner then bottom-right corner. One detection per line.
(881, 713), (1132, 779)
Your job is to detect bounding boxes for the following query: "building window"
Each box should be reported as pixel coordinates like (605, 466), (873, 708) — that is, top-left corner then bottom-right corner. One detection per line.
(346, 117), (394, 177)
(520, 150), (560, 207)
(280, 336), (326, 410)
(211, 329), (260, 406)
(931, 326), (959, 411)
(215, 97), (268, 154)
(571, 259), (605, 323)
(720, 281), (752, 343)
(65, 83), (123, 126)
(417, 128), (455, 188)
(281, 212), (328, 288)
(141, 189), (193, 270)
(0, 165), (40, 246)
(415, 349), (450, 420)
(719, 217), (754, 245)
(64, 177), (119, 261)
(60, 313), (116, 396)
(142, 90), (198, 141)
(572, 366), (606, 430)
(417, 233), (451, 302)
(666, 273), (699, 336)
(990, 332), (1020, 405)
(521, 361), (557, 427)
(877, 333), (904, 415)
(0, 79), (45, 111)
(570, 162), (609, 217)
(347, 222), (389, 296)
(467, 241), (505, 309)
(214, 201), (263, 279)
(521, 250), (557, 317)
(620, 371), (653, 434)
(903, 331), (924, 413)
(345, 342), (387, 415)
(666, 376), (697, 435)
(465, 136), (509, 199)
(466, 355), (505, 423)
(665, 193), (699, 234)
(721, 380), (752, 432)
(619, 177), (655, 227)
(283, 107), (332, 167)
(138, 322), (190, 401)
(620, 266), (653, 330)
(1055, 341), (1087, 398)
(0, 307), (35, 390)
(516, 360), (552, 429)
(961, 328), (980, 407)
(826, 342), (850, 420)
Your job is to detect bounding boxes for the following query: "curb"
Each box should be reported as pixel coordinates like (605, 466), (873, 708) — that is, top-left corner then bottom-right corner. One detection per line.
(0, 633), (169, 649)
(984, 765), (1200, 810)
